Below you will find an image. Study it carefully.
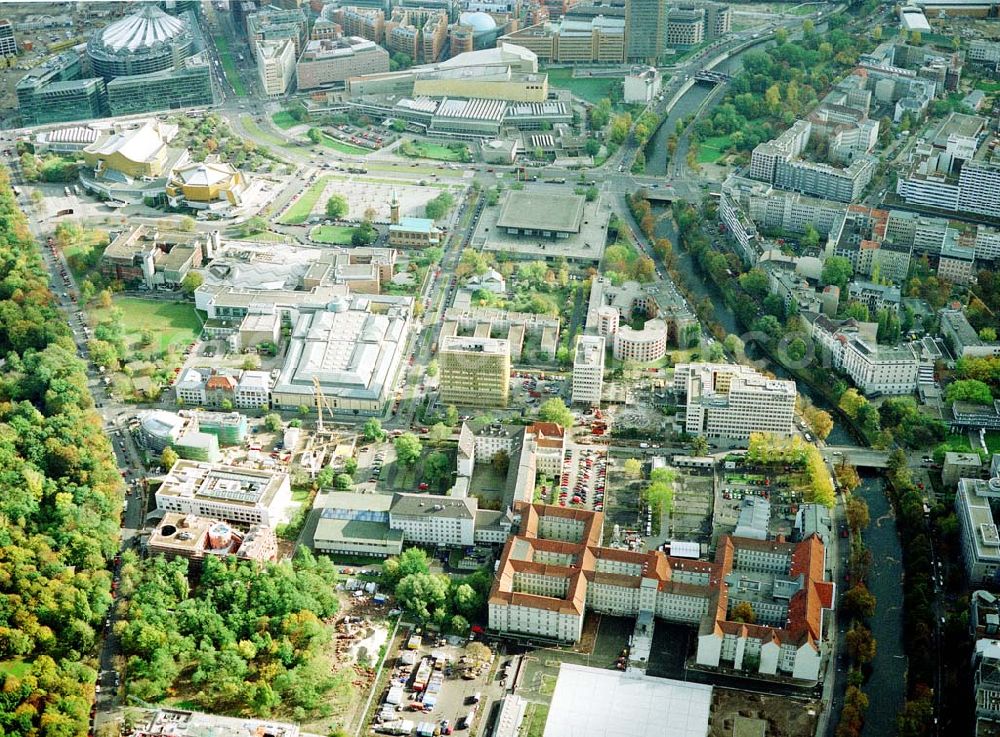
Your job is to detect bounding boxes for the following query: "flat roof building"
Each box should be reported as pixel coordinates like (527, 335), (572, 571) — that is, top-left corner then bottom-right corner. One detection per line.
(296, 36), (389, 90)
(543, 664), (712, 737)
(390, 493), (478, 547)
(155, 459), (293, 527)
(677, 363), (796, 439)
(270, 294), (412, 416)
(148, 512), (278, 565)
(957, 475), (1000, 585)
(439, 335), (511, 408)
(496, 191), (585, 238)
(312, 492), (403, 558)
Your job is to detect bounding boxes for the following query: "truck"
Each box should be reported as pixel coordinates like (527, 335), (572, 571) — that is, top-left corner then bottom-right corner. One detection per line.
(376, 720), (414, 735)
(413, 660), (432, 692)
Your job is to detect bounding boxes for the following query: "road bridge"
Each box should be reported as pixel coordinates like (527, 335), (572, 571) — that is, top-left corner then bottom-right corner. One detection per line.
(823, 446), (892, 468)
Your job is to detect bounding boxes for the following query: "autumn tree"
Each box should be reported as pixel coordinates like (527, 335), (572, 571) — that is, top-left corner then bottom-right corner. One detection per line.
(845, 624), (876, 664)
(731, 601), (756, 624)
(835, 460), (862, 494)
(842, 584), (876, 620)
(845, 497), (870, 531)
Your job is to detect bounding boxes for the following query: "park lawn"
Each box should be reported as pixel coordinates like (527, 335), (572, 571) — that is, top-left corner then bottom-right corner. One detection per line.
(976, 80), (1000, 93)
(545, 67), (617, 104)
(697, 134), (733, 164)
(311, 225), (356, 245)
(523, 703), (550, 737)
(272, 110), (299, 129)
(280, 176), (331, 224)
(403, 141), (468, 162)
(986, 431), (1000, 456)
(92, 298), (203, 354)
(62, 228), (109, 280)
(239, 116), (297, 154)
(319, 134), (369, 155)
(213, 35), (247, 97)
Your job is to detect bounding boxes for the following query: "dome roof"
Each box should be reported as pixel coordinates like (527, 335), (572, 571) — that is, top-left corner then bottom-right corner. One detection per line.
(459, 11), (497, 33)
(96, 5), (187, 53)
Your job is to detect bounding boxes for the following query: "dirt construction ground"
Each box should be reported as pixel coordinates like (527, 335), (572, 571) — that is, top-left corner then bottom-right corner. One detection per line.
(708, 688), (819, 737)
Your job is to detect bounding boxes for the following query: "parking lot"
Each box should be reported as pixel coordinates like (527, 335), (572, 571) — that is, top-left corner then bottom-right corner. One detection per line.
(372, 632), (505, 736)
(551, 443), (607, 512)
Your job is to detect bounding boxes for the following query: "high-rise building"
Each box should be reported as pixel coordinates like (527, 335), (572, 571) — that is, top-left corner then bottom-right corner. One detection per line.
(625, 0), (666, 62)
(257, 38), (296, 96)
(439, 336), (511, 408)
(572, 335), (605, 405)
(341, 6), (386, 43)
(0, 19), (18, 56)
(666, 7), (705, 47)
(675, 363), (796, 439)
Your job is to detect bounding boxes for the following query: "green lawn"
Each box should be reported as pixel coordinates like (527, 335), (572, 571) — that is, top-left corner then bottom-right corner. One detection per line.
(310, 225), (356, 244)
(279, 176), (331, 225)
(319, 134), (369, 155)
(401, 140), (469, 162)
(213, 35), (247, 97)
(976, 80), (1000, 94)
(545, 67), (619, 104)
(240, 116), (296, 152)
(92, 298), (203, 354)
(986, 431), (1000, 456)
(523, 703), (550, 737)
(0, 660), (30, 679)
(272, 111), (299, 129)
(696, 134), (733, 164)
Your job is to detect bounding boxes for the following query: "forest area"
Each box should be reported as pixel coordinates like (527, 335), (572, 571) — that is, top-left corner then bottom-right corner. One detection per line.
(0, 171), (123, 737)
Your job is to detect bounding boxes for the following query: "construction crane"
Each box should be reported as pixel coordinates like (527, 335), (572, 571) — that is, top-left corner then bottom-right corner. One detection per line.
(312, 375), (331, 434)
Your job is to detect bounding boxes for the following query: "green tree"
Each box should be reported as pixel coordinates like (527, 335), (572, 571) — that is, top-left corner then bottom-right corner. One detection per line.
(802, 224), (821, 250)
(396, 572), (449, 620)
(394, 433), (422, 465)
(307, 127), (323, 144)
(325, 194), (348, 219)
(452, 582), (480, 618)
(946, 379), (993, 405)
(444, 403), (458, 426)
(822, 256), (853, 288)
(425, 192), (455, 220)
(426, 359), (439, 378)
(161, 446), (179, 470)
(491, 450), (510, 476)
(429, 423), (452, 443)
(362, 418), (384, 442)
(334, 473), (354, 490)
(691, 435), (710, 456)
(450, 614), (470, 634)
(731, 601), (756, 623)
(842, 583), (877, 619)
(623, 458), (643, 478)
(264, 413), (283, 432)
(181, 271), (204, 295)
(538, 398), (574, 428)
(423, 451), (451, 487)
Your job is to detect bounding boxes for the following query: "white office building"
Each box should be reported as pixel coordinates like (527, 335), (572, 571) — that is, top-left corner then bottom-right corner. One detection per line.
(572, 335), (605, 404)
(957, 476), (1000, 585)
(840, 338), (918, 396)
(389, 493), (477, 547)
(155, 460), (293, 526)
(677, 363), (796, 439)
(257, 38), (296, 96)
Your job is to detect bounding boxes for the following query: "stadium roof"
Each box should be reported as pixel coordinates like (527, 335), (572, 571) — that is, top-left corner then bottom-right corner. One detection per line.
(94, 5), (188, 53)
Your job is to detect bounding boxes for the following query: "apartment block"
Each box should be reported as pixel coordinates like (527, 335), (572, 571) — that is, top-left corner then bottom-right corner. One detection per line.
(341, 6), (385, 43)
(489, 503), (834, 682)
(676, 363), (796, 439)
(750, 120), (811, 183)
(571, 334), (605, 405)
(847, 280), (901, 315)
(774, 156), (877, 203)
(439, 335), (511, 408)
(884, 209), (949, 256)
(938, 239), (977, 285)
(613, 319), (668, 363)
(155, 459), (293, 526)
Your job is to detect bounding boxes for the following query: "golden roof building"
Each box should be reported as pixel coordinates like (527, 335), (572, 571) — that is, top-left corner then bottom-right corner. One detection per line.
(166, 161), (247, 210)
